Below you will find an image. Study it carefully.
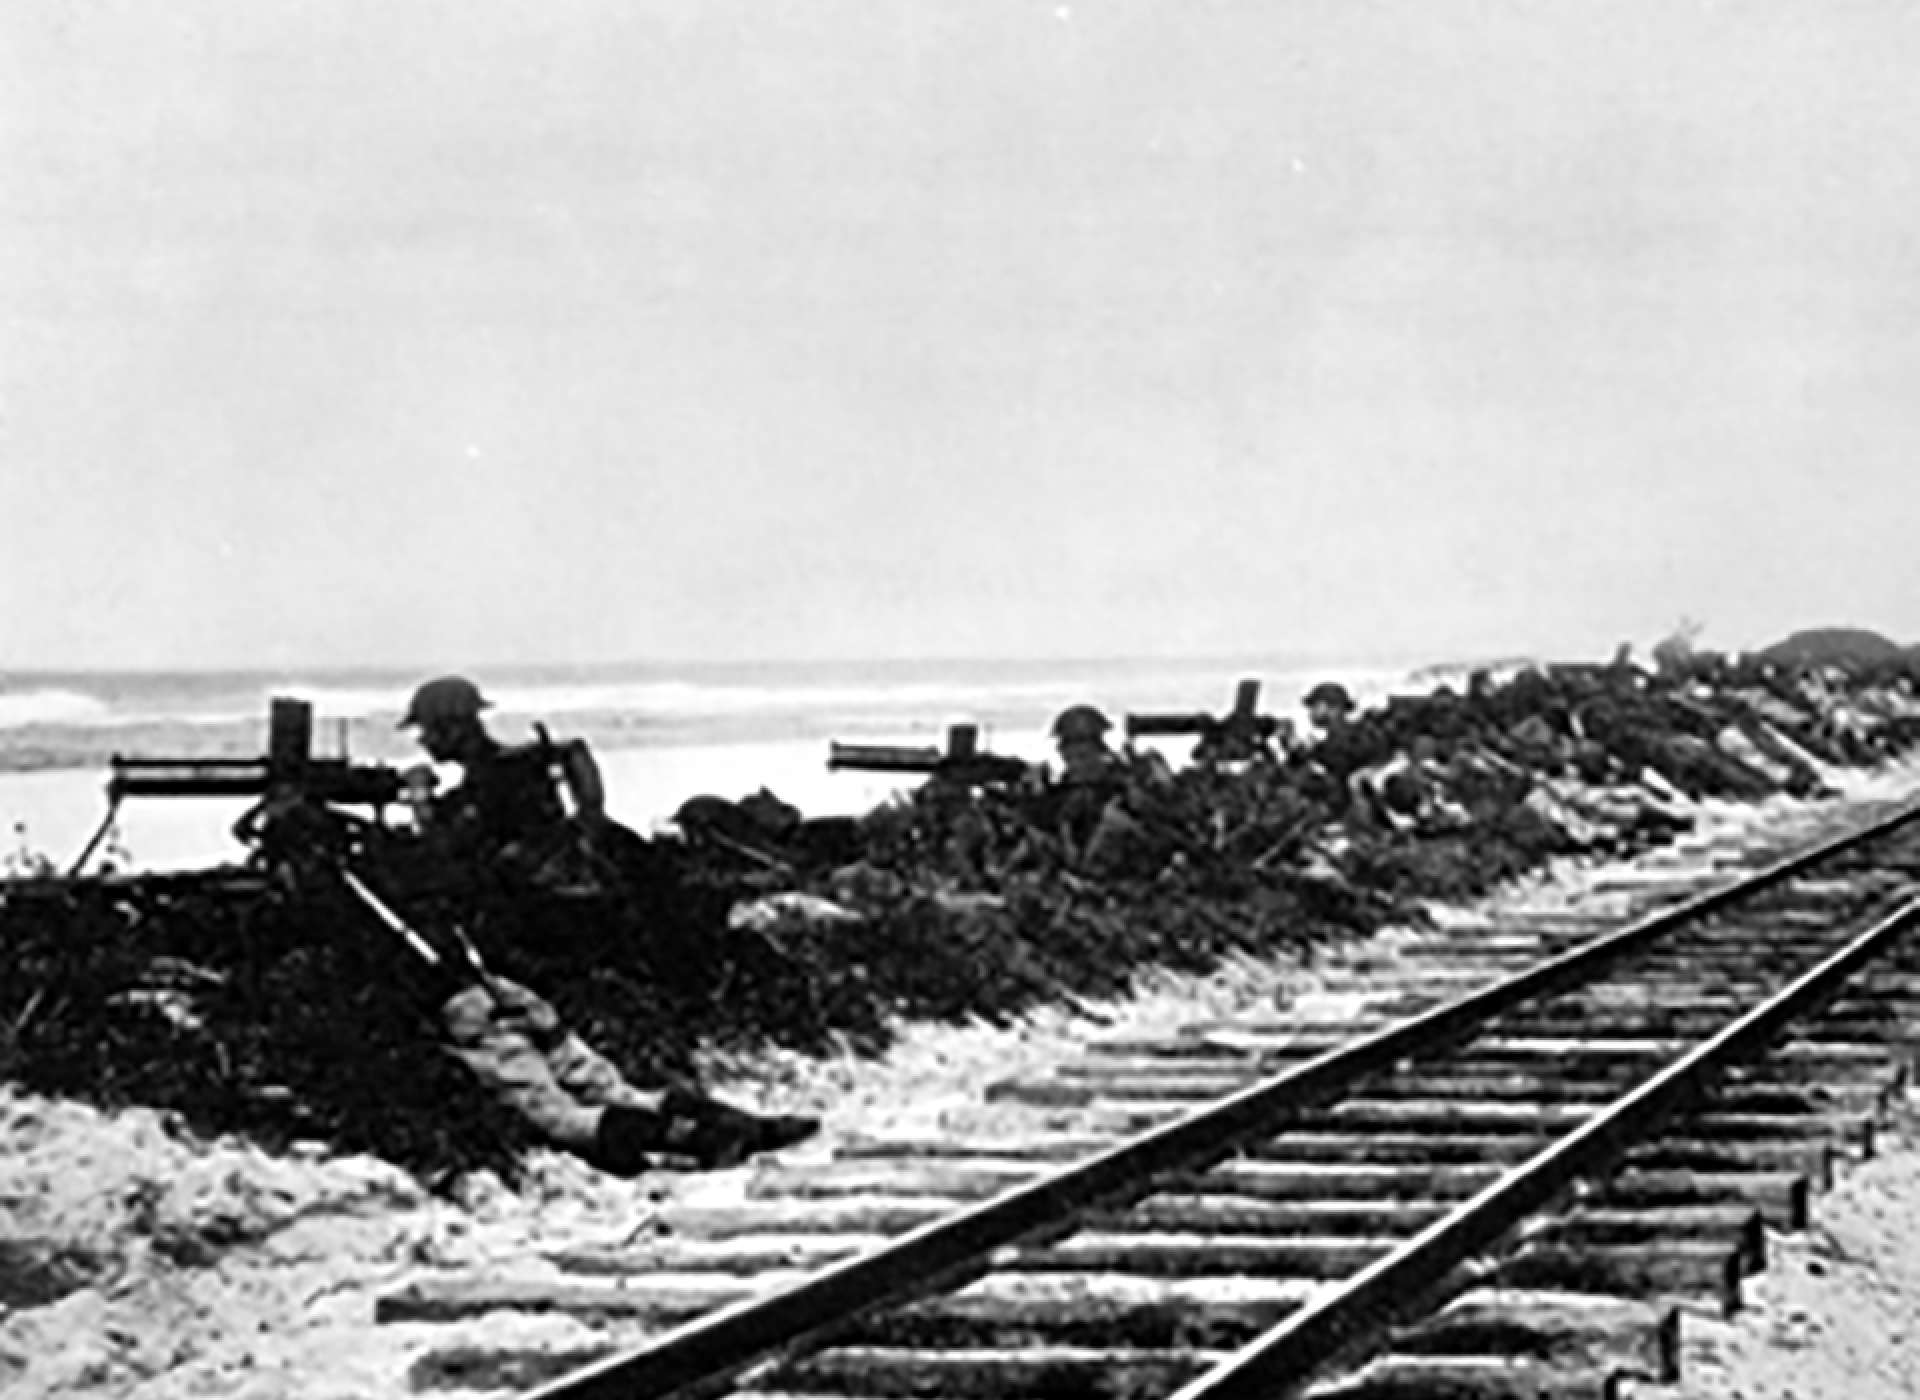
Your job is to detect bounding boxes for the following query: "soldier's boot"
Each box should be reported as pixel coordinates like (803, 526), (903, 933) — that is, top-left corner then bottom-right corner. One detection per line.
(661, 1088), (820, 1169)
(590, 1091), (819, 1175)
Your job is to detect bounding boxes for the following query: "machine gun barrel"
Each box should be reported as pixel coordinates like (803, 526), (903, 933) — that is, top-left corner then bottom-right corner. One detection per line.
(827, 724), (1030, 787)
(108, 755), (401, 806)
(1123, 712), (1213, 739)
(108, 758), (275, 800)
(827, 742), (946, 774)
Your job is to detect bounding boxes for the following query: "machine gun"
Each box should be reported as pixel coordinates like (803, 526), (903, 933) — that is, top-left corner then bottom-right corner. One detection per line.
(108, 696), (401, 809)
(0, 696), (507, 1024)
(1124, 678), (1293, 764)
(827, 723), (1031, 791)
(4, 696), (414, 983)
(75, 696), (404, 874)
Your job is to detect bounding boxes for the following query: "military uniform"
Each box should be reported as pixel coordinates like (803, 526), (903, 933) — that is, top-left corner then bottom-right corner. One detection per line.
(439, 977), (642, 1156)
(391, 675), (818, 1173)
(435, 975), (798, 1171)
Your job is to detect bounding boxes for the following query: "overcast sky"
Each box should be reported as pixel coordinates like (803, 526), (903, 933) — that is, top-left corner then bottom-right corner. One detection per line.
(3, 1), (1918, 671)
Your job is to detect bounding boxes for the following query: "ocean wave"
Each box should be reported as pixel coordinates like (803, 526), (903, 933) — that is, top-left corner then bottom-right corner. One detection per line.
(0, 688), (114, 729)
(0, 659), (1437, 742)
(276, 676), (1108, 724)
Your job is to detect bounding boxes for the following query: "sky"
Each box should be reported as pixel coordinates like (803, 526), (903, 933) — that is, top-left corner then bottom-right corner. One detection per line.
(3, 1), (1919, 672)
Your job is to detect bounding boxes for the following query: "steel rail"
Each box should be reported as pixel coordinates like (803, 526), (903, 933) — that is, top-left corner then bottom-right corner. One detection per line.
(524, 798), (1920, 1400)
(1170, 886), (1920, 1399)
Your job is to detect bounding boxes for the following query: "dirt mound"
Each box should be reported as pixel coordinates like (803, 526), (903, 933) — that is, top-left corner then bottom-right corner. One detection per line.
(1756, 627), (1906, 670)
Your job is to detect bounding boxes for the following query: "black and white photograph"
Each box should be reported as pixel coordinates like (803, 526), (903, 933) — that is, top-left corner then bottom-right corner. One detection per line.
(5, 4), (1920, 1397)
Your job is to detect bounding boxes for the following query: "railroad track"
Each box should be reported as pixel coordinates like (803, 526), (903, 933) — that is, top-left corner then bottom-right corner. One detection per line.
(382, 796), (1920, 1400)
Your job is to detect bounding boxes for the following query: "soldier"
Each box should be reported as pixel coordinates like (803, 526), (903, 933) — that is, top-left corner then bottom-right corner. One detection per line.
(398, 674), (611, 894)
(1302, 680), (1357, 736)
(1049, 706), (1125, 812)
(1042, 704), (1142, 874)
(390, 674), (818, 1174)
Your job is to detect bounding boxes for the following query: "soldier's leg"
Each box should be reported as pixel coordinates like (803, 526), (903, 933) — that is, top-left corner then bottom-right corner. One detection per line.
(544, 1031), (673, 1112)
(443, 978), (817, 1173)
(468, 974), (665, 1111)
(436, 982), (601, 1154)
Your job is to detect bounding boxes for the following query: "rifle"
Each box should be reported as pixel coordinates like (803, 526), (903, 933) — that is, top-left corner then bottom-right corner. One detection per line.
(1124, 678), (1292, 763)
(335, 864), (496, 992)
(827, 723), (1031, 790)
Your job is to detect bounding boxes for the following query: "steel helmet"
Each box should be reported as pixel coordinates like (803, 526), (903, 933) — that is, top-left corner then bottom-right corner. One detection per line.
(399, 675), (491, 729)
(1050, 704), (1112, 742)
(1302, 681), (1355, 714)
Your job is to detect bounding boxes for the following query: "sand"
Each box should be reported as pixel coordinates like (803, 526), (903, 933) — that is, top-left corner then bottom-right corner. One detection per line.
(1619, 1106), (1920, 1400)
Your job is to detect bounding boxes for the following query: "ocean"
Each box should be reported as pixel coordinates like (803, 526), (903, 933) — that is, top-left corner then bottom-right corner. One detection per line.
(0, 654), (1465, 872)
